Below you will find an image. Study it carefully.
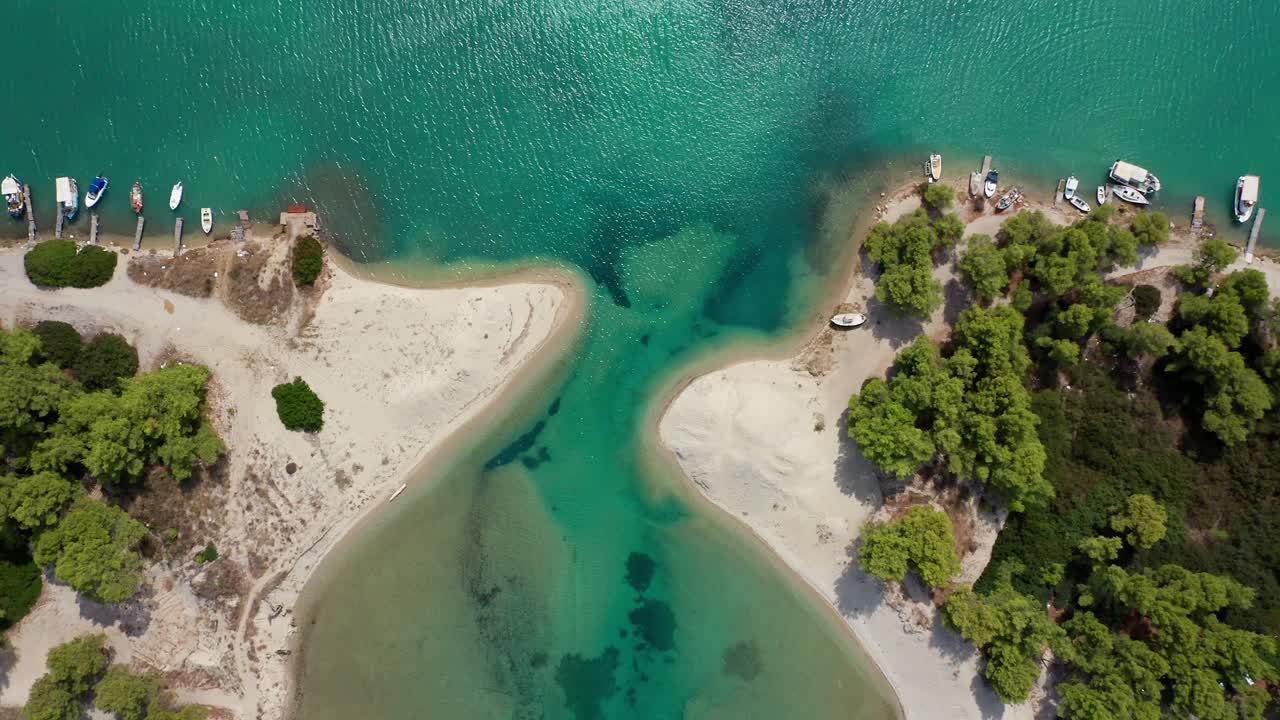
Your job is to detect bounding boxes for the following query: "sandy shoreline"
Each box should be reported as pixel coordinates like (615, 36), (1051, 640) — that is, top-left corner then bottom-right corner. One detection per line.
(0, 233), (586, 719)
(655, 180), (1280, 720)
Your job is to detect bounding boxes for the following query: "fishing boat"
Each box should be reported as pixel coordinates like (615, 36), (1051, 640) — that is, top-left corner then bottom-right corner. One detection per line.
(169, 182), (183, 210)
(1069, 195), (1091, 214)
(830, 312), (867, 328)
(85, 176), (108, 208)
(983, 170), (999, 198)
(1096, 185), (1108, 205)
(995, 187), (1021, 213)
(929, 154), (942, 182)
(3, 175), (24, 218)
(1109, 160), (1161, 195)
(1113, 186), (1150, 206)
(1235, 175), (1260, 224)
(1064, 176), (1078, 200)
(200, 207), (213, 234)
(55, 177), (78, 220)
(130, 182), (143, 214)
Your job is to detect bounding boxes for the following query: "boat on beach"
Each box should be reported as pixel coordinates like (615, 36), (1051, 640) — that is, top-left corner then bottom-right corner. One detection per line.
(131, 182), (143, 213)
(169, 182), (183, 210)
(983, 170), (998, 198)
(1109, 160), (1161, 195)
(830, 312), (867, 328)
(3, 175), (24, 218)
(1069, 195), (1091, 214)
(929, 154), (942, 182)
(1235, 175), (1259, 223)
(1096, 185), (1108, 205)
(85, 176), (108, 208)
(1064, 175), (1078, 200)
(55, 177), (78, 220)
(201, 207), (213, 234)
(995, 187), (1021, 212)
(1113, 186), (1150, 206)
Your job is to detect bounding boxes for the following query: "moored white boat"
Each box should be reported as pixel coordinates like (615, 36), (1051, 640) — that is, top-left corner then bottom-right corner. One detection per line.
(1069, 195), (1091, 214)
(3, 175), (24, 219)
(1113, 186), (1150, 205)
(201, 207), (213, 234)
(1109, 160), (1161, 195)
(1096, 185), (1108, 205)
(929, 154), (942, 182)
(131, 182), (143, 214)
(85, 176), (108, 208)
(983, 170), (998, 198)
(1064, 175), (1078, 200)
(169, 182), (183, 210)
(1235, 175), (1259, 224)
(55, 177), (78, 220)
(831, 312), (867, 328)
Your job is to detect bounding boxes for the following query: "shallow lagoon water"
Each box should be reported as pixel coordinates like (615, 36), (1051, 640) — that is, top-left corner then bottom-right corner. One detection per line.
(14, 1), (1280, 717)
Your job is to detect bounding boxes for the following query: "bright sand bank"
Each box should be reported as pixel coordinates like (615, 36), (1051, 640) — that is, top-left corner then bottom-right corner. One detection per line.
(0, 235), (584, 719)
(657, 183), (1280, 719)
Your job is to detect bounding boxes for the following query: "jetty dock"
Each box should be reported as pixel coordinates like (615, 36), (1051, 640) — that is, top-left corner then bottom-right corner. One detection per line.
(1192, 196), (1205, 235)
(1054, 178), (1066, 208)
(55, 205), (64, 240)
(89, 213), (100, 245)
(174, 217), (184, 256)
(133, 216), (145, 250)
(23, 185), (35, 242)
(1245, 208), (1265, 264)
(970, 155), (992, 199)
(234, 209), (250, 243)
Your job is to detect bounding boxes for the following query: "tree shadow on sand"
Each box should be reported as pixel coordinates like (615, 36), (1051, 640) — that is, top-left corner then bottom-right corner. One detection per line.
(833, 537), (885, 619)
(75, 578), (154, 638)
(0, 642), (17, 695)
(833, 408), (890, 503)
(864, 296), (924, 349)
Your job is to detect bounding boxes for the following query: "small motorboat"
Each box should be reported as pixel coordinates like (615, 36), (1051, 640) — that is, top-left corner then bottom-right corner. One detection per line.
(1235, 175), (1260, 224)
(1113, 186), (1150, 206)
(85, 176), (108, 208)
(169, 182), (183, 210)
(983, 170), (998, 199)
(929, 154), (942, 183)
(3, 175), (24, 219)
(1110, 160), (1161, 195)
(130, 182), (143, 214)
(1064, 176), (1078, 200)
(994, 187), (1021, 213)
(55, 177), (78, 220)
(1096, 185), (1108, 205)
(1069, 195), (1091, 214)
(200, 207), (213, 234)
(831, 312), (868, 328)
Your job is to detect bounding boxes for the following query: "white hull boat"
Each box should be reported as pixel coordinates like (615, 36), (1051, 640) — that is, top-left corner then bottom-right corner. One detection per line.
(1064, 176), (1078, 200)
(1069, 196), (1091, 214)
(2, 175), (24, 219)
(1236, 175), (1259, 224)
(55, 177), (79, 220)
(983, 170), (998, 199)
(1109, 159), (1161, 195)
(831, 312), (867, 328)
(85, 176), (108, 208)
(929, 154), (942, 182)
(1113, 186), (1150, 205)
(1096, 185), (1108, 205)
(200, 207), (213, 234)
(169, 182), (183, 210)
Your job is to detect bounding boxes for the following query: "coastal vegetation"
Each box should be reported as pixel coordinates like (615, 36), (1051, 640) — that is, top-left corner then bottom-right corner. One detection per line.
(292, 235), (324, 286)
(0, 325), (223, 615)
(20, 633), (207, 720)
(23, 240), (118, 289)
(851, 207), (1280, 716)
(920, 182), (954, 212)
(272, 376), (325, 432)
(863, 209), (964, 317)
(858, 506), (959, 587)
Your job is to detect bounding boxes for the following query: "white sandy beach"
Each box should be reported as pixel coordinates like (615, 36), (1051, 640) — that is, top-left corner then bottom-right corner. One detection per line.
(0, 233), (584, 719)
(658, 185), (1280, 720)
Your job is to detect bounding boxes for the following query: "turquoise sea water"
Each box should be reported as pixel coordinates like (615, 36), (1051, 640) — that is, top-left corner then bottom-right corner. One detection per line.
(13, 1), (1280, 717)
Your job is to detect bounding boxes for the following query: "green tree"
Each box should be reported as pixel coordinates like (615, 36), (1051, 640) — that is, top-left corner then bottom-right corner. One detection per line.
(33, 499), (146, 603)
(1122, 322), (1175, 360)
(921, 182), (954, 212)
(1219, 269), (1271, 314)
(291, 235), (324, 287)
(859, 506), (961, 587)
(864, 211), (947, 317)
(1166, 327), (1272, 445)
(943, 581), (1066, 703)
(931, 213), (965, 246)
(877, 263), (942, 317)
(45, 634), (108, 695)
(271, 377), (325, 432)
(1078, 535), (1122, 565)
(1176, 292), (1249, 348)
(0, 329), (81, 447)
(93, 665), (161, 720)
(1035, 336), (1080, 366)
(1055, 304), (1095, 340)
(958, 235), (1009, 300)
(1109, 494), (1167, 549)
(1129, 211), (1168, 246)
(31, 321), (82, 369)
(23, 241), (117, 289)
(8, 472), (79, 530)
(1011, 284), (1033, 312)
(1175, 239), (1239, 287)
(20, 675), (79, 720)
(1131, 285), (1161, 319)
(72, 334), (139, 392)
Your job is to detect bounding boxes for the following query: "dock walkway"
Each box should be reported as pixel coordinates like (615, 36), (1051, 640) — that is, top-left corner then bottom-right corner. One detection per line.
(89, 213), (100, 245)
(133, 216), (145, 250)
(23, 185), (35, 242)
(1192, 196), (1205, 235)
(1245, 208), (1265, 263)
(1054, 179), (1066, 208)
(174, 217), (184, 256)
(55, 205), (64, 240)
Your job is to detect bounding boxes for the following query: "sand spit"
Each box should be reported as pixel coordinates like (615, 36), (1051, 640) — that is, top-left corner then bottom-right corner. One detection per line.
(0, 234), (584, 719)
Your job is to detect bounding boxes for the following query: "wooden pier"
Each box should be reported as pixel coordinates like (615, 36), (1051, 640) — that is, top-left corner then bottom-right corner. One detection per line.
(23, 185), (35, 242)
(1245, 208), (1265, 263)
(55, 205), (64, 240)
(174, 217), (184, 256)
(1054, 178), (1066, 208)
(1191, 196), (1205, 234)
(89, 213), (100, 245)
(133, 216), (145, 250)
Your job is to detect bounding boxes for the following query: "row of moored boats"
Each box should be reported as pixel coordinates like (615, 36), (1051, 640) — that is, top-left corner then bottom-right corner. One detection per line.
(4, 175), (214, 234)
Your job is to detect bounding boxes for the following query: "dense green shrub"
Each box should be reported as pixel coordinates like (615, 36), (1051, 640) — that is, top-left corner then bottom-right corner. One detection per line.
(31, 321), (82, 369)
(0, 559), (42, 629)
(863, 210), (964, 317)
(93, 665), (161, 720)
(1131, 284), (1161, 319)
(1129, 211), (1169, 246)
(23, 240), (117, 288)
(194, 543), (218, 564)
(45, 634), (108, 694)
(72, 333), (139, 391)
(920, 182), (954, 212)
(271, 377), (324, 432)
(291, 235), (324, 286)
(859, 506), (960, 587)
(34, 499), (146, 603)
